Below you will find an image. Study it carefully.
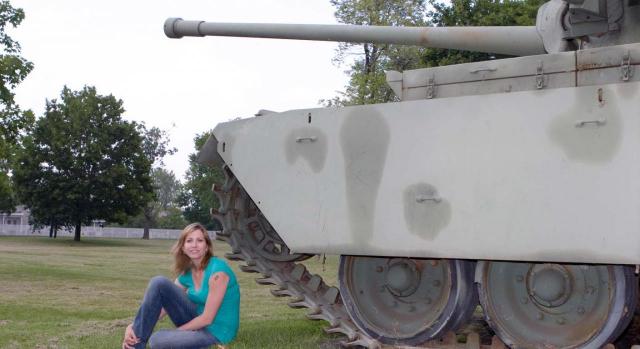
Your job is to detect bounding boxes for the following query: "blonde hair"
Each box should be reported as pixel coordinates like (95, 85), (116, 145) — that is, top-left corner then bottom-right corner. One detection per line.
(171, 223), (214, 277)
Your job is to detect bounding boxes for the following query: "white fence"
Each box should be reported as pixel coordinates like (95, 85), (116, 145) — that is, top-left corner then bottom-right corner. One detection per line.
(0, 224), (183, 240)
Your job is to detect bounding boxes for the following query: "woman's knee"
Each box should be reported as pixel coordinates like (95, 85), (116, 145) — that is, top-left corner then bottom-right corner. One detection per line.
(148, 276), (172, 290)
(144, 276), (174, 301)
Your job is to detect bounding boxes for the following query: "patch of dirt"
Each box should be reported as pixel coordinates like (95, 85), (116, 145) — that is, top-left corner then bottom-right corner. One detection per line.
(318, 338), (343, 349)
(0, 320), (9, 326)
(35, 337), (60, 349)
(4, 341), (21, 349)
(316, 311), (495, 348)
(459, 308), (495, 344)
(67, 318), (131, 338)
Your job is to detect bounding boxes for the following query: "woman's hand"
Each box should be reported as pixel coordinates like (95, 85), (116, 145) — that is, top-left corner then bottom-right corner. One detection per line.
(122, 323), (139, 349)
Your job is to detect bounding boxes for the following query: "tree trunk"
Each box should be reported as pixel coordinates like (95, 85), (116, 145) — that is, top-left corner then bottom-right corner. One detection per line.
(49, 224), (54, 238)
(53, 226), (58, 238)
(74, 222), (81, 241)
(142, 223), (150, 240)
(142, 206), (153, 240)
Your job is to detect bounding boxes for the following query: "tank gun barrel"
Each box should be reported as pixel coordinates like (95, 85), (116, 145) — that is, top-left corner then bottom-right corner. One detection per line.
(164, 18), (546, 57)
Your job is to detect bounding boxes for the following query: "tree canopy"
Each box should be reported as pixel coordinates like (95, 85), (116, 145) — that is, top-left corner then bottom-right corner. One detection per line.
(153, 167), (181, 211)
(325, 0), (545, 106)
(0, 0), (33, 213)
(179, 132), (224, 231)
(13, 86), (154, 240)
(421, 0), (544, 66)
(124, 166), (186, 236)
(153, 168), (186, 229)
(323, 0), (429, 106)
(137, 126), (177, 239)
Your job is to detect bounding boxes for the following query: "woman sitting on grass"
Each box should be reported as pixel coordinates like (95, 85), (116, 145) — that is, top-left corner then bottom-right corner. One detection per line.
(123, 223), (240, 349)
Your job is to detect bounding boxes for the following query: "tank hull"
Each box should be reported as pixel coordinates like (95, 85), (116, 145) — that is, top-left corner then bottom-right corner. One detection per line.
(212, 81), (640, 265)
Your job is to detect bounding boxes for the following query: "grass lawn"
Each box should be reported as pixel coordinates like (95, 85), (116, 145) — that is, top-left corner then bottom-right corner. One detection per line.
(3, 236), (639, 349)
(0, 236), (341, 349)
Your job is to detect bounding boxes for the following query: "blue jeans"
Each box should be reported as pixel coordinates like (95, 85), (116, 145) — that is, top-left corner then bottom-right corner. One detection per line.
(133, 276), (219, 349)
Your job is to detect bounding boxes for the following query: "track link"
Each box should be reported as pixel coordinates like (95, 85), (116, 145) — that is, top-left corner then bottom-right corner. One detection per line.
(210, 166), (637, 349)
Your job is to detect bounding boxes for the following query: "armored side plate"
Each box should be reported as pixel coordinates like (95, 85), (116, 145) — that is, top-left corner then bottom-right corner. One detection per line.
(206, 43), (640, 265)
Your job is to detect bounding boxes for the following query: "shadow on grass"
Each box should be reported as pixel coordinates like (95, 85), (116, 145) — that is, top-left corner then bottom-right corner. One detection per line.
(232, 318), (342, 349)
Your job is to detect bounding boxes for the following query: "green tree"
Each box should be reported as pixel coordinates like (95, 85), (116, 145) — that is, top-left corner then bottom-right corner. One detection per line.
(325, 0), (543, 106)
(0, 1), (34, 213)
(139, 127), (177, 239)
(138, 167), (182, 238)
(153, 167), (181, 210)
(179, 132), (224, 231)
(422, 0), (544, 66)
(156, 207), (187, 229)
(323, 0), (428, 106)
(25, 173), (68, 238)
(120, 166), (183, 234)
(13, 86), (154, 241)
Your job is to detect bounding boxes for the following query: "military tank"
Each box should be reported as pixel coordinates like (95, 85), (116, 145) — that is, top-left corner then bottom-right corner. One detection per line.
(164, 0), (640, 347)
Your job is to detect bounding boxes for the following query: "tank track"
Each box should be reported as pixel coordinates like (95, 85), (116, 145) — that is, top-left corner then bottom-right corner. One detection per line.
(211, 166), (638, 349)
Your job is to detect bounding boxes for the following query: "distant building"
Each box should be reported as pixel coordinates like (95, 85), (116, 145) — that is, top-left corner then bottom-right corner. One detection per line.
(1, 205), (30, 225)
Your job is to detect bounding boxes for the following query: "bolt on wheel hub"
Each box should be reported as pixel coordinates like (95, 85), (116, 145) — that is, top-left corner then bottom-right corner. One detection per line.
(385, 258), (421, 297)
(527, 263), (572, 308)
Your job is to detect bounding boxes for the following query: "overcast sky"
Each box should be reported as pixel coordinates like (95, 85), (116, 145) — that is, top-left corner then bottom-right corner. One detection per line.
(9, 0), (347, 180)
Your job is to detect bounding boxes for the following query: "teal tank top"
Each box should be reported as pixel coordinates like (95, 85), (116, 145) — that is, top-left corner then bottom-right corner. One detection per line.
(177, 257), (240, 344)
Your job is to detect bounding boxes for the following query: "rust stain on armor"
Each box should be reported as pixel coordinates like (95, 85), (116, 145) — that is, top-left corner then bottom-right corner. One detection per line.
(548, 87), (622, 163)
(403, 183), (451, 240)
(418, 28), (430, 44)
(576, 62), (602, 71)
(340, 107), (390, 245)
(285, 127), (328, 173)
